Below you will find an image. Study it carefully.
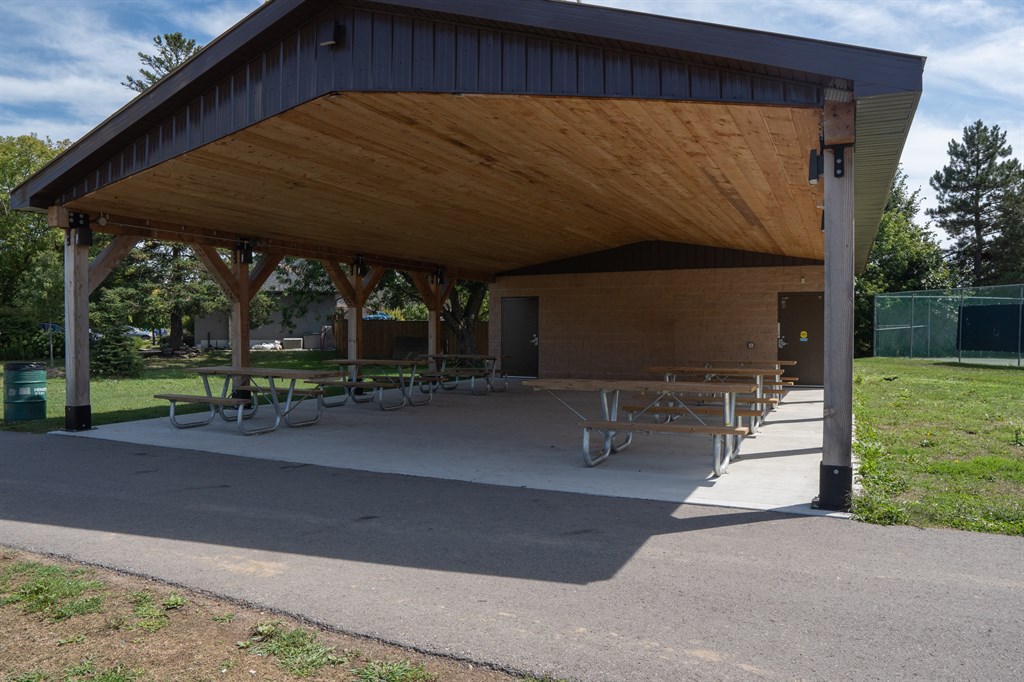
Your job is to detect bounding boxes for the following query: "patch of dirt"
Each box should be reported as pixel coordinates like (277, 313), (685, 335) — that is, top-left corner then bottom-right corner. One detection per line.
(0, 548), (542, 682)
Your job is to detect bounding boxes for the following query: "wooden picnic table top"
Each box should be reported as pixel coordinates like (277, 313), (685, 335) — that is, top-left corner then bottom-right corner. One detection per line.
(193, 366), (334, 380)
(324, 358), (423, 367)
(648, 366), (786, 377)
(523, 378), (758, 394)
(700, 359), (798, 366)
(423, 354), (501, 361)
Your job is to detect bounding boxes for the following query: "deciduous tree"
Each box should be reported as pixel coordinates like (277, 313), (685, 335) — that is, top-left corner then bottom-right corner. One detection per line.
(0, 135), (69, 310)
(855, 169), (955, 355)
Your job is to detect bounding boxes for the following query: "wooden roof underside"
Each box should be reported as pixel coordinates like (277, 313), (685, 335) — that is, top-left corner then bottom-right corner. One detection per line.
(65, 92), (824, 277)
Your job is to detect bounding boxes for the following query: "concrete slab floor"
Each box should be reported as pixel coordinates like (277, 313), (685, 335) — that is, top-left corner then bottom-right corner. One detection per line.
(57, 383), (844, 517)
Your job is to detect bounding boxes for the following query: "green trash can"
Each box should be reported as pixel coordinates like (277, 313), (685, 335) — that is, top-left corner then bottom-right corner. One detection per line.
(4, 362), (47, 422)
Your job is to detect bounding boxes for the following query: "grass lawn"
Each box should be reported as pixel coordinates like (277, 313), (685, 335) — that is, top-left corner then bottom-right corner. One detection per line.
(852, 358), (1024, 535)
(0, 350), (352, 435)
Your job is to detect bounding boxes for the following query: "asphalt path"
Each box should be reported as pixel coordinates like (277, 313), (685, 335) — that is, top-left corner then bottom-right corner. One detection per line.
(1, 431), (1021, 681)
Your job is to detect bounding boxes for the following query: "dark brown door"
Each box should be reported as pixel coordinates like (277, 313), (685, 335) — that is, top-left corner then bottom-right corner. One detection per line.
(501, 297), (539, 377)
(778, 292), (824, 385)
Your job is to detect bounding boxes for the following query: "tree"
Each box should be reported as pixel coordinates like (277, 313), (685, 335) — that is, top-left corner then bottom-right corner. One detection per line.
(855, 169), (955, 356)
(990, 181), (1024, 285)
(0, 135), (69, 310)
(928, 120), (1024, 285)
(114, 34), (218, 350)
(122, 33), (201, 93)
(275, 258), (488, 353)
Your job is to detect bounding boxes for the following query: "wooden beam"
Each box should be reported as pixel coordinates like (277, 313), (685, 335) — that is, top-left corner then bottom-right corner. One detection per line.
(88, 235), (138, 296)
(81, 213), (494, 282)
(440, 278), (457, 306)
(321, 260), (357, 306)
(408, 272), (436, 307)
(63, 227), (91, 430)
(194, 245), (239, 301)
(248, 252), (283, 298)
(821, 145), (855, 510)
(358, 265), (385, 307)
(48, 205), (70, 228)
(823, 101), (856, 146)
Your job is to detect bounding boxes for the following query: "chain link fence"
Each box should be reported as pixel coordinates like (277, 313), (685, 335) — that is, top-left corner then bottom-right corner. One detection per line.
(874, 284), (1024, 365)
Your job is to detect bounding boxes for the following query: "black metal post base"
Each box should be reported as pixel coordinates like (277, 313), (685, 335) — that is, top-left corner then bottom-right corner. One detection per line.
(812, 463), (852, 511)
(64, 404), (92, 431)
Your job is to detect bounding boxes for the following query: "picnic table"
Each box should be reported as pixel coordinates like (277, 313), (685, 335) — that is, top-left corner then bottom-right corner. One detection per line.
(320, 358), (430, 409)
(422, 354), (508, 395)
(156, 366), (333, 435)
(523, 377), (756, 475)
(645, 365), (792, 430)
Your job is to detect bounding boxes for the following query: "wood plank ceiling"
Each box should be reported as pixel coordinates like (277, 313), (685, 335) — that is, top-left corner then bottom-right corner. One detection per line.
(65, 92), (824, 276)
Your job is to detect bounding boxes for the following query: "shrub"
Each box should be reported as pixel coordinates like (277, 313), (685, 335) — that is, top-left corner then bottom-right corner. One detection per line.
(0, 307), (50, 361)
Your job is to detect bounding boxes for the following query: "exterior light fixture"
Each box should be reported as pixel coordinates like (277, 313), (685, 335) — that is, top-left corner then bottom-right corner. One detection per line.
(236, 238), (253, 264)
(354, 255), (369, 277)
(319, 22), (343, 47)
(808, 148), (824, 185)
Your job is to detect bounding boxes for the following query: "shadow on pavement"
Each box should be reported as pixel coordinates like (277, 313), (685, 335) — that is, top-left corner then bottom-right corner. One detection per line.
(0, 432), (801, 585)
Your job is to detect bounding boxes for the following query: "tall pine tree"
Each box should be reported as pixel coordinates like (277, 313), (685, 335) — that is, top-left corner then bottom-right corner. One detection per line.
(122, 33), (200, 92)
(927, 120), (1024, 285)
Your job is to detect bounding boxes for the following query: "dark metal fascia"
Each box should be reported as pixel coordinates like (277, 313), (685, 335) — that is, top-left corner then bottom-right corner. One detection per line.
(369, 0), (925, 94)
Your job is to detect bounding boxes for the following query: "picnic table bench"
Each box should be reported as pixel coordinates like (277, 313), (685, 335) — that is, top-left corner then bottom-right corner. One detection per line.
(320, 358), (431, 409)
(422, 354), (508, 394)
(524, 377), (755, 475)
(156, 367), (332, 435)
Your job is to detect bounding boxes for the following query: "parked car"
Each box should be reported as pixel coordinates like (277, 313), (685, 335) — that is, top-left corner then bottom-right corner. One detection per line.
(125, 327), (153, 340)
(362, 312), (391, 320)
(38, 322), (102, 342)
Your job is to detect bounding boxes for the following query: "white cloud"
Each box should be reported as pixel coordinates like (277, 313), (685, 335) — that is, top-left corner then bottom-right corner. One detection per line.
(924, 26), (1024, 100)
(0, 0), (262, 140)
(176, 1), (264, 40)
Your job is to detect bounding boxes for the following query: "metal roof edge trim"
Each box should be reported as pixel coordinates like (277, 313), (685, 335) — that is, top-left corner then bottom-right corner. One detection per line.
(374, 0), (925, 93)
(852, 90), (923, 273)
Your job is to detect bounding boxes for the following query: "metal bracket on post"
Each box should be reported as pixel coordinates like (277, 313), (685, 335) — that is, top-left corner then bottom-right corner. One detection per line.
(235, 238), (254, 264)
(812, 464), (853, 511)
(833, 146), (846, 178)
(68, 211), (92, 245)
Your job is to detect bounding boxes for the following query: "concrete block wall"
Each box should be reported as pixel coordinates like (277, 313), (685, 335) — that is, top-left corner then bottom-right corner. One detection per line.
(489, 265), (824, 378)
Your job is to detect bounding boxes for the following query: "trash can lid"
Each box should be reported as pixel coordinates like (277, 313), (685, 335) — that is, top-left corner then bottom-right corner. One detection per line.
(4, 362), (46, 371)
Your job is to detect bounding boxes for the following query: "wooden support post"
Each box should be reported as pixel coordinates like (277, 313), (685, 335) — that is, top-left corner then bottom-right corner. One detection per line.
(320, 260), (382, 366)
(231, 256), (251, 370)
(410, 273), (455, 358)
(196, 246), (282, 366)
(347, 305), (363, 366)
(63, 226), (91, 430)
(819, 145), (855, 510)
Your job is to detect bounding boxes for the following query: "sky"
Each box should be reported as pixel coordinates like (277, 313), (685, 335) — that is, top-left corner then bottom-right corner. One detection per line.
(1, 0), (1022, 233)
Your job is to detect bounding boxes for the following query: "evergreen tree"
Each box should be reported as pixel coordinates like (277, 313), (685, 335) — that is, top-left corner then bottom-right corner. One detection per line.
(113, 34), (223, 350)
(855, 169), (955, 356)
(122, 33), (201, 93)
(927, 120), (1024, 285)
(990, 181), (1024, 285)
